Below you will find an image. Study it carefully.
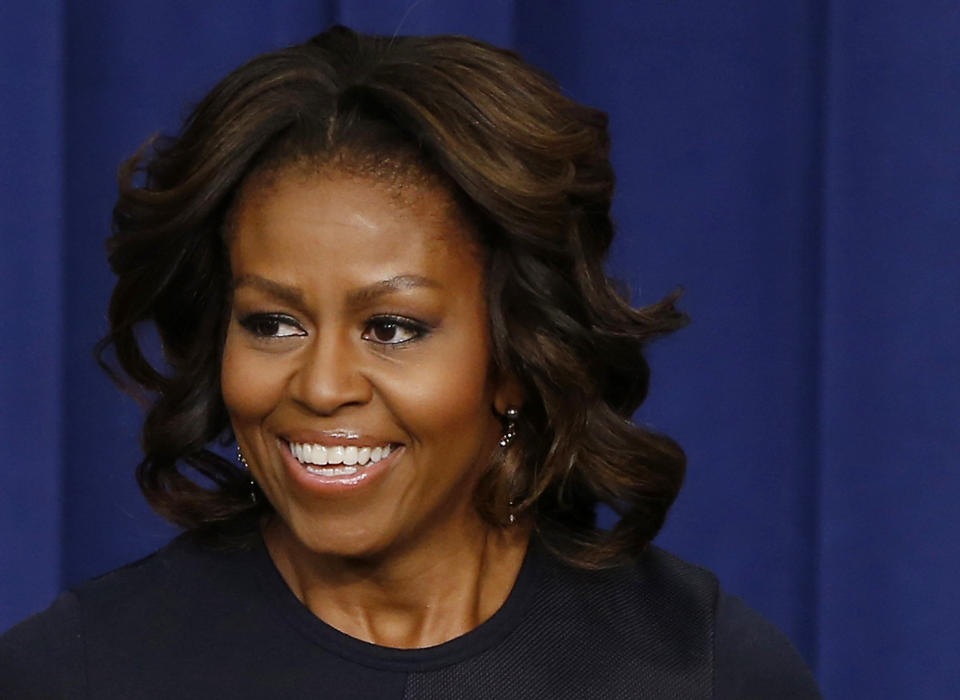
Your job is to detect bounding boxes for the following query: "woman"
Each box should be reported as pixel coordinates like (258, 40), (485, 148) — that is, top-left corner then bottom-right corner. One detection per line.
(0, 26), (819, 698)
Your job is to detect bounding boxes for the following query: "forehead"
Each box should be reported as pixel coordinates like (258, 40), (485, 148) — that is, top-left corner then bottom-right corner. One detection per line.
(227, 169), (484, 296)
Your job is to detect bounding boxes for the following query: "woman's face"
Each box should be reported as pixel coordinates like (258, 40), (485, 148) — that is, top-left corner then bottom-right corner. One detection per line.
(221, 168), (515, 560)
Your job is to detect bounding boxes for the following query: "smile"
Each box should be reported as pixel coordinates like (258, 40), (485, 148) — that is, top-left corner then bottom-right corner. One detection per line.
(287, 441), (395, 477)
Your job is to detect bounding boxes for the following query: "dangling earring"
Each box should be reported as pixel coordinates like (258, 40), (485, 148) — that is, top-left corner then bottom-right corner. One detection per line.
(499, 407), (519, 448)
(499, 408), (520, 524)
(236, 446), (258, 504)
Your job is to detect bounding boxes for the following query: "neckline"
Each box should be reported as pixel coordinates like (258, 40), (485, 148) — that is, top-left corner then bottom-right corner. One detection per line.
(252, 533), (545, 672)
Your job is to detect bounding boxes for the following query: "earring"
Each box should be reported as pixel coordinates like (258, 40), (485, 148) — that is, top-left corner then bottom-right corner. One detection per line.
(236, 446), (258, 504)
(497, 408), (520, 525)
(499, 407), (519, 448)
(501, 408), (519, 524)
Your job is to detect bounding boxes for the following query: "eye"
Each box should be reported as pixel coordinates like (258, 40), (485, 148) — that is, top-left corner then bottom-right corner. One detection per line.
(362, 316), (428, 345)
(239, 313), (305, 338)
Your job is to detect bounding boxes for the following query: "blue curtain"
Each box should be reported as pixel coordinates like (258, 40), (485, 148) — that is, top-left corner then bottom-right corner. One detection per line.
(2, 2), (957, 697)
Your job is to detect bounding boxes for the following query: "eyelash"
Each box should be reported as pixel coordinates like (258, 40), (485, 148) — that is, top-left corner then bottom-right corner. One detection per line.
(362, 314), (431, 346)
(237, 313), (431, 347)
(238, 313), (304, 339)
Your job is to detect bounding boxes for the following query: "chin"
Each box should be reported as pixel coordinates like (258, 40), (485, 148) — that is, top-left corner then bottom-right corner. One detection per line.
(278, 512), (401, 563)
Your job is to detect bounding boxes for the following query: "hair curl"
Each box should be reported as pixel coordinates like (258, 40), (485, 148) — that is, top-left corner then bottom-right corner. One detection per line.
(99, 25), (689, 568)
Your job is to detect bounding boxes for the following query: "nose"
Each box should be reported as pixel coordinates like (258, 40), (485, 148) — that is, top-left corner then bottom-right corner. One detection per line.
(289, 329), (372, 415)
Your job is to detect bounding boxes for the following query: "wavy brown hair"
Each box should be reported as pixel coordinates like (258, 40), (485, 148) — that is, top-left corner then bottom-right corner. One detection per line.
(99, 25), (688, 568)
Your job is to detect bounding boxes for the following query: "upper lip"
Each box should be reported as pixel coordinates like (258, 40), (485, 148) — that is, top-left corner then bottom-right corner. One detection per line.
(280, 431), (401, 448)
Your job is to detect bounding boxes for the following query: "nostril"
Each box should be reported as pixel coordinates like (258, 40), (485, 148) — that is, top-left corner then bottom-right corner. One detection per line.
(289, 341), (373, 415)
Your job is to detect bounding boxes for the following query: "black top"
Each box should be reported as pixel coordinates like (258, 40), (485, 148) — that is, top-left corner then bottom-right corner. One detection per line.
(0, 534), (820, 698)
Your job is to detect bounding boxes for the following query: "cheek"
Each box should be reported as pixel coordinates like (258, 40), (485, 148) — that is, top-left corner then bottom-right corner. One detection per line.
(220, 331), (286, 422)
(387, 323), (497, 444)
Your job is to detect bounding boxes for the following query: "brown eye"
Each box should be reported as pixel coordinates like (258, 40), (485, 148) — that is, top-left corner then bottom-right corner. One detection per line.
(239, 314), (304, 338)
(374, 322), (399, 342)
(252, 318), (280, 336)
(362, 316), (428, 345)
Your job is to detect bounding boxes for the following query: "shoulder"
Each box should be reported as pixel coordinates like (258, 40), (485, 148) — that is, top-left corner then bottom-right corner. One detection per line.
(714, 592), (821, 699)
(536, 544), (820, 697)
(635, 546), (820, 698)
(518, 544), (719, 696)
(0, 590), (85, 698)
(0, 534), (252, 697)
(24, 533), (243, 625)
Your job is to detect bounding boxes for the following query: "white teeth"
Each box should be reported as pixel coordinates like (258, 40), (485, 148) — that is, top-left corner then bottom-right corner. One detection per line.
(288, 441), (396, 471)
(306, 465), (358, 476)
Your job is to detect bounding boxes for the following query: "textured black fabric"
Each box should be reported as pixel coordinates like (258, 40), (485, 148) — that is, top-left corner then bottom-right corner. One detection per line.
(0, 591), (85, 699)
(0, 540), (408, 700)
(0, 533), (820, 698)
(404, 546), (716, 699)
(713, 595), (821, 699)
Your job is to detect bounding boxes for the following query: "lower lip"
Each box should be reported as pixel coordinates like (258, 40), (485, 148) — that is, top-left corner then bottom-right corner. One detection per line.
(280, 440), (402, 494)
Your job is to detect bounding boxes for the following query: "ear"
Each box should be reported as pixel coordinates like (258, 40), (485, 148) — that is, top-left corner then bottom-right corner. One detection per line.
(493, 372), (525, 416)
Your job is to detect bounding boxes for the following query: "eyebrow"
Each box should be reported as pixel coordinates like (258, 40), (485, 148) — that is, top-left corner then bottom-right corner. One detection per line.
(232, 274), (441, 308)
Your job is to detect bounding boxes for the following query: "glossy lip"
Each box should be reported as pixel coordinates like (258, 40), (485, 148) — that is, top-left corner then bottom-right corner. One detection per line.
(278, 436), (404, 494)
(283, 429), (394, 448)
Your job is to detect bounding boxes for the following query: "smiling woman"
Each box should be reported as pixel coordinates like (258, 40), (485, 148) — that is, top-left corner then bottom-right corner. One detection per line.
(223, 172), (523, 609)
(0, 25), (820, 699)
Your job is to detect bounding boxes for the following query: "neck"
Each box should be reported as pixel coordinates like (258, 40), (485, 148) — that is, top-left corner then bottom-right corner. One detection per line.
(262, 514), (532, 648)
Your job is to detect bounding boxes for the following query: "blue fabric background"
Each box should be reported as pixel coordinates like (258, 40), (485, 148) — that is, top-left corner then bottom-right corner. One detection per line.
(2, 2), (957, 697)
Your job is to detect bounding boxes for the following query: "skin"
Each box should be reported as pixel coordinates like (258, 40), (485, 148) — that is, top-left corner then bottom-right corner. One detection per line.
(221, 167), (529, 648)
